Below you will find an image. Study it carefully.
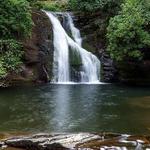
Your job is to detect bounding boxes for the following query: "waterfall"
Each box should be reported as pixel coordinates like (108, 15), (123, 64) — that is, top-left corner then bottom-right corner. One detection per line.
(45, 12), (70, 82)
(66, 14), (82, 46)
(44, 11), (101, 83)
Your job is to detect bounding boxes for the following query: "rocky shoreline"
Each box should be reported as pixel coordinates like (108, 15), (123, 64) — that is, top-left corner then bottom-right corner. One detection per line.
(0, 133), (150, 150)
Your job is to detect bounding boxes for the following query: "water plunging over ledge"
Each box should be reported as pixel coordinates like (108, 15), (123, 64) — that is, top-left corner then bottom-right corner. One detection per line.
(44, 11), (101, 84)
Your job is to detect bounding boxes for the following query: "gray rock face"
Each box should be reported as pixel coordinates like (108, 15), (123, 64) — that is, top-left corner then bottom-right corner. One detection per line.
(0, 141), (4, 147)
(73, 12), (150, 85)
(4, 133), (101, 150)
(22, 10), (53, 83)
(1, 133), (150, 150)
(101, 52), (118, 82)
(6, 10), (54, 86)
(73, 12), (117, 83)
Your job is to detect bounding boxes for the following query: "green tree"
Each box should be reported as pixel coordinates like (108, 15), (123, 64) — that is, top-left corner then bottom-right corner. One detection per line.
(0, 0), (32, 39)
(107, 0), (150, 61)
(0, 0), (33, 79)
(68, 0), (122, 12)
(0, 40), (23, 78)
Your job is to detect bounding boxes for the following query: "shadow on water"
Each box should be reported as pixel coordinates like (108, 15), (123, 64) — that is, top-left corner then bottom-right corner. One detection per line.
(0, 84), (150, 135)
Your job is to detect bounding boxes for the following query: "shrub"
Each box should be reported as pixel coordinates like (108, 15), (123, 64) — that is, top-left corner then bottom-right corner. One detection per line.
(43, 1), (68, 11)
(107, 0), (150, 61)
(29, 0), (68, 11)
(0, 0), (33, 39)
(0, 0), (32, 79)
(68, 0), (122, 13)
(0, 39), (23, 78)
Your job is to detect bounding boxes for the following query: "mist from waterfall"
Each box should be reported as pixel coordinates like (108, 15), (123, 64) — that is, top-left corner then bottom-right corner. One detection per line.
(44, 11), (101, 84)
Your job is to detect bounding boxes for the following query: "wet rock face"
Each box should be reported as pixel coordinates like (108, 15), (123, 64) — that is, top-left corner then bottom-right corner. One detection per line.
(101, 52), (118, 82)
(73, 12), (107, 54)
(23, 10), (53, 83)
(10, 10), (53, 85)
(1, 133), (150, 150)
(73, 12), (117, 83)
(116, 60), (150, 86)
(73, 12), (150, 84)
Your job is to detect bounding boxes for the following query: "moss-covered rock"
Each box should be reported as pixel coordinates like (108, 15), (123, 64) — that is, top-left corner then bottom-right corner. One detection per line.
(6, 10), (54, 86)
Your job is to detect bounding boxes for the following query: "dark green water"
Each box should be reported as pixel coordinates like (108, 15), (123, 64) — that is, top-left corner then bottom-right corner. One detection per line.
(0, 84), (150, 135)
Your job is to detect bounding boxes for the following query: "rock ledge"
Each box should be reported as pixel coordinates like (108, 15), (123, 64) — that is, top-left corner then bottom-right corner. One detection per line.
(1, 133), (150, 150)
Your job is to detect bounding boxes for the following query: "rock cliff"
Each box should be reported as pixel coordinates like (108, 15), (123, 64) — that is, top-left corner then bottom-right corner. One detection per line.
(7, 10), (53, 86)
(5, 10), (150, 86)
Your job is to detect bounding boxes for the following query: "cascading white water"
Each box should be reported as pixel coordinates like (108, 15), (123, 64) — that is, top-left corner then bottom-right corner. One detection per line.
(66, 13), (100, 82)
(44, 11), (101, 83)
(46, 12), (70, 82)
(66, 14), (82, 46)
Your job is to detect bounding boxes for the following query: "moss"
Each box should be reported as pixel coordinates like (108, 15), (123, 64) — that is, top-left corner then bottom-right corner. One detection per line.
(69, 49), (82, 66)
(82, 40), (96, 53)
(32, 0), (68, 11)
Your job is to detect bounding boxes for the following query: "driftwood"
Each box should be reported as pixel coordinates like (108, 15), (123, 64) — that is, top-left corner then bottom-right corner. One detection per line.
(1, 133), (150, 150)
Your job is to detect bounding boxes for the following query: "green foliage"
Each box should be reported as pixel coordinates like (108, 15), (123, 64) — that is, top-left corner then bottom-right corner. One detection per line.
(0, 39), (23, 78)
(0, 0), (32, 79)
(40, 1), (66, 11)
(39, 1), (68, 11)
(28, 0), (68, 11)
(0, 0), (33, 39)
(27, 0), (43, 8)
(26, 0), (38, 2)
(68, 0), (122, 12)
(107, 0), (150, 61)
(0, 61), (7, 78)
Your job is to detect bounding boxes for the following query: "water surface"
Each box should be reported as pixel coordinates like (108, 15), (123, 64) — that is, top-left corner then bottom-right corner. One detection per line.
(0, 84), (150, 135)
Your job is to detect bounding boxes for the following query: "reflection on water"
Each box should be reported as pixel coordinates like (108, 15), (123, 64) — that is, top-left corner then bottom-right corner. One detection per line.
(0, 84), (150, 134)
(51, 86), (71, 131)
(130, 96), (150, 108)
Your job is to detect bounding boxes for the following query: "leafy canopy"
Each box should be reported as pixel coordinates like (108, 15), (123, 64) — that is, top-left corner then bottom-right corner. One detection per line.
(0, 40), (23, 78)
(0, 0), (32, 39)
(68, 0), (122, 12)
(0, 0), (32, 79)
(107, 0), (150, 61)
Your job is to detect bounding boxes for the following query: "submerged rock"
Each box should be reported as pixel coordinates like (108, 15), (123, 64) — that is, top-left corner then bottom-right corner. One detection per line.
(1, 133), (150, 150)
